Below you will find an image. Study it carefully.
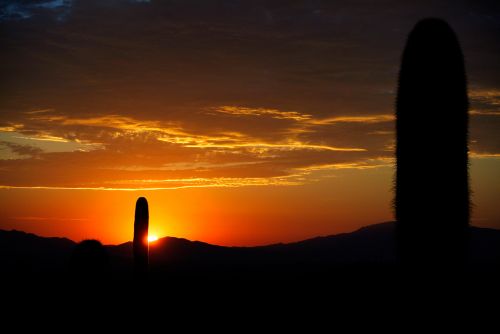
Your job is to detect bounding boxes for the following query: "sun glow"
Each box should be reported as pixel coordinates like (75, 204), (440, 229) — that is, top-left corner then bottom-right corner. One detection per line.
(147, 235), (158, 243)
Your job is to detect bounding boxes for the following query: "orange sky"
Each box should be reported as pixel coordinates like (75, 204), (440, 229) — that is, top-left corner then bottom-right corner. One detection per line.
(0, 166), (392, 245)
(0, 1), (499, 245)
(0, 158), (498, 246)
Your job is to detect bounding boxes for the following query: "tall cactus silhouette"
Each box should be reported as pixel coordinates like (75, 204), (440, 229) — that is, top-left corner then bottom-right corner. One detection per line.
(395, 18), (470, 266)
(133, 197), (149, 277)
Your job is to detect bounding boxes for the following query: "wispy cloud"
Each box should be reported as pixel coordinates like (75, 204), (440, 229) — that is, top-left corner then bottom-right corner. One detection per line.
(307, 115), (395, 125)
(469, 89), (500, 104)
(295, 158), (394, 172)
(0, 175), (303, 191)
(213, 106), (312, 121)
(470, 152), (500, 158)
(0, 130), (103, 157)
(212, 106), (395, 125)
(469, 89), (500, 115)
(0, 124), (24, 132)
(14, 134), (70, 143)
(470, 110), (500, 116)
(0, 107), (378, 188)
(0, 141), (43, 159)
(0, 156), (394, 191)
(180, 140), (366, 152)
(29, 114), (177, 134)
(23, 111), (368, 153)
(24, 109), (54, 115)
(2, 100), (496, 191)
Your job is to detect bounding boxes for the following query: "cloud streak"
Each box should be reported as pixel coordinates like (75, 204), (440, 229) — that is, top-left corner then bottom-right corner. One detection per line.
(213, 106), (312, 122)
(307, 115), (395, 125)
(0, 1), (498, 191)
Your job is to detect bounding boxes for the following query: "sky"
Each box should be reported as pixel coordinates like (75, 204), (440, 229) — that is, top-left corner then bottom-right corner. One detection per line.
(0, 0), (499, 246)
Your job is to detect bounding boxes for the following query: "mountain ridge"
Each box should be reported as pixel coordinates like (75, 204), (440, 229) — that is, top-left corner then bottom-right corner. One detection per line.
(2, 222), (500, 277)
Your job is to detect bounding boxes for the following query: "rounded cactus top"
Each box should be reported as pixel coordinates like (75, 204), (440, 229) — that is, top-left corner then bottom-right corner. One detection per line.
(398, 18), (468, 119)
(135, 197), (149, 221)
(401, 18), (465, 76)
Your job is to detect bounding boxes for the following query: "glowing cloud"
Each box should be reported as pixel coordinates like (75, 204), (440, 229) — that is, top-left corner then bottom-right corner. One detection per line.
(213, 106), (312, 121)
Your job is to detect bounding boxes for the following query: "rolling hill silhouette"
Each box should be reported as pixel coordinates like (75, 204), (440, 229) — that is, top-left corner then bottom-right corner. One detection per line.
(2, 222), (500, 280)
(0, 229), (74, 275)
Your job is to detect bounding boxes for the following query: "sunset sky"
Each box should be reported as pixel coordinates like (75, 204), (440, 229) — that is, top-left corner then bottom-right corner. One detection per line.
(0, 0), (499, 246)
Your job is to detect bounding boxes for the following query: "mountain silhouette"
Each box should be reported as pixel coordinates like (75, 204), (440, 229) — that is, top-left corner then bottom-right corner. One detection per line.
(2, 223), (500, 280)
(0, 229), (75, 275)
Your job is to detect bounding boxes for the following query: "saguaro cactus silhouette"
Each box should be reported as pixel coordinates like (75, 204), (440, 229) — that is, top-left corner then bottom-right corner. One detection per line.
(133, 197), (149, 277)
(395, 18), (470, 266)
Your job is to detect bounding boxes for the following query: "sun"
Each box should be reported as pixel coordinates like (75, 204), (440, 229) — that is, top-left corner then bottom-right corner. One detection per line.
(147, 235), (158, 243)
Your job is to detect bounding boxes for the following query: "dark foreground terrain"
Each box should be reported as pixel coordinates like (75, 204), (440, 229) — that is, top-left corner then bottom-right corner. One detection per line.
(2, 222), (500, 282)
(2, 222), (500, 320)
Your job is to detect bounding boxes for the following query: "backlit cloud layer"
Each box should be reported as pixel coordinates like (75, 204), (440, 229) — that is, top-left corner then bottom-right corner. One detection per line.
(1, 0), (499, 190)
